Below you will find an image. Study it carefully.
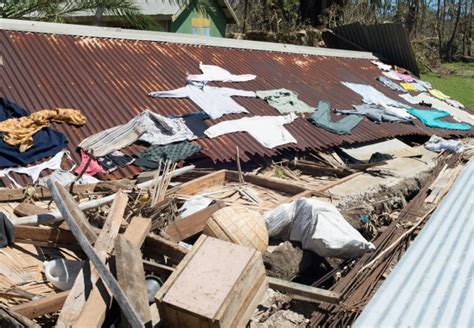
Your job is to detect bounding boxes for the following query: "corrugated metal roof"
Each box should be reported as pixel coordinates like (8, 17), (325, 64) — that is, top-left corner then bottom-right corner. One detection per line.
(323, 23), (420, 76)
(354, 158), (474, 328)
(0, 20), (472, 182)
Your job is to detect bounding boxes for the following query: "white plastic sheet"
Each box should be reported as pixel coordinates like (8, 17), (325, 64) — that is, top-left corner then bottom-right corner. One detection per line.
(265, 198), (375, 258)
(178, 196), (212, 218)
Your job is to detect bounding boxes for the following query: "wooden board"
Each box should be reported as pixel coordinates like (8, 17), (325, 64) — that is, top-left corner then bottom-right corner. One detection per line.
(164, 201), (225, 241)
(268, 277), (341, 305)
(156, 236), (267, 328)
(115, 235), (151, 327)
(10, 291), (69, 319)
(177, 170), (226, 195)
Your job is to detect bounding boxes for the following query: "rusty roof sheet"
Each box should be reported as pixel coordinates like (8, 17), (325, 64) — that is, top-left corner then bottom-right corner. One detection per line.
(0, 20), (472, 182)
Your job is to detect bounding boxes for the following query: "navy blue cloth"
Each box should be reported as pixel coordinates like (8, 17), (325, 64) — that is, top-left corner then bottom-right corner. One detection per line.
(0, 98), (68, 168)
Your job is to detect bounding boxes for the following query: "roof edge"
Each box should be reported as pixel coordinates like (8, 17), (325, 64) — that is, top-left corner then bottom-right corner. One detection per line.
(0, 19), (376, 59)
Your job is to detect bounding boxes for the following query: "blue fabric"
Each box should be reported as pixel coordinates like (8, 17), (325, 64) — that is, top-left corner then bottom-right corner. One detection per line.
(0, 98), (68, 167)
(407, 108), (471, 131)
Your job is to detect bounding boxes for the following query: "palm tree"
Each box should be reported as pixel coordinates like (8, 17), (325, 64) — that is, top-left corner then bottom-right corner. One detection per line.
(0, 0), (193, 30)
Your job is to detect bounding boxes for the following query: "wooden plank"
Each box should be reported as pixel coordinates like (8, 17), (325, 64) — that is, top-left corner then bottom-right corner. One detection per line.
(13, 203), (50, 217)
(267, 277), (341, 305)
(0, 307), (41, 327)
(48, 181), (142, 328)
(226, 171), (306, 195)
(164, 201), (225, 241)
(291, 162), (353, 178)
(123, 216), (151, 247)
(142, 260), (175, 276)
(177, 170), (226, 195)
(143, 234), (189, 266)
(317, 171), (364, 192)
(54, 187), (131, 328)
(14, 225), (79, 245)
(10, 291), (69, 319)
(115, 235), (152, 327)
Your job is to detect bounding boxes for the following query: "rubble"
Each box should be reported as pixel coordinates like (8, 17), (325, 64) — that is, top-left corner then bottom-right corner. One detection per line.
(0, 137), (471, 327)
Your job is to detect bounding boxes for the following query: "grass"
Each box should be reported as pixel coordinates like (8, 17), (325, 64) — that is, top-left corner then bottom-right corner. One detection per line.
(421, 62), (474, 110)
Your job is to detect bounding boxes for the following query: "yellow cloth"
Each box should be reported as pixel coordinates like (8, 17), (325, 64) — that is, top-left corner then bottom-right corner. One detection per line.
(0, 108), (86, 152)
(429, 89), (450, 100)
(400, 82), (418, 92)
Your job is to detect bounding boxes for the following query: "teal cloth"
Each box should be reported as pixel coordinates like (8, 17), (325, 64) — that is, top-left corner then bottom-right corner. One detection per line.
(256, 89), (315, 114)
(309, 101), (363, 135)
(406, 108), (471, 131)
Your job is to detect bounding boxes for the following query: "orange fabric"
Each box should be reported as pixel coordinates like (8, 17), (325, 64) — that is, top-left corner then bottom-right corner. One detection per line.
(0, 108), (86, 152)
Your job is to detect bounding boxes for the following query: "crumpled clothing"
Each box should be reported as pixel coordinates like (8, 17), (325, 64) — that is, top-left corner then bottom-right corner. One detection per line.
(371, 60), (391, 72)
(342, 82), (407, 108)
(205, 113), (298, 148)
(0, 108), (86, 152)
(74, 150), (105, 176)
(309, 101), (363, 135)
(415, 79), (432, 90)
(0, 150), (69, 188)
(382, 70), (403, 81)
(400, 82), (419, 92)
(79, 110), (196, 157)
(0, 99), (69, 168)
(0, 213), (14, 248)
(394, 71), (416, 82)
(336, 104), (413, 124)
(187, 63), (256, 82)
(178, 112), (210, 138)
(134, 142), (201, 170)
(445, 99), (464, 109)
(429, 89), (450, 100)
(256, 89), (315, 114)
(98, 151), (135, 173)
(376, 76), (407, 93)
(399, 93), (474, 125)
(406, 108), (471, 131)
(149, 82), (256, 119)
(424, 135), (463, 153)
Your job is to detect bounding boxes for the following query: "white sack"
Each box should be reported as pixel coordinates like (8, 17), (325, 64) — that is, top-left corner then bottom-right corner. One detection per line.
(265, 198), (375, 258)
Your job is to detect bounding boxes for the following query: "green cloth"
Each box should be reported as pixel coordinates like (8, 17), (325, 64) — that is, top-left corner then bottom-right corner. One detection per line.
(256, 89), (315, 114)
(134, 142), (201, 170)
(309, 101), (363, 135)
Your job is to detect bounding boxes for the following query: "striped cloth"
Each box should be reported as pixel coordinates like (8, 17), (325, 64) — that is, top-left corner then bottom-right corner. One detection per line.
(79, 110), (196, 157)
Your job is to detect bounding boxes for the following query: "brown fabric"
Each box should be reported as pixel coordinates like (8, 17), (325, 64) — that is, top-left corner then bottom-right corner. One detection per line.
(0, 108), (86, 152)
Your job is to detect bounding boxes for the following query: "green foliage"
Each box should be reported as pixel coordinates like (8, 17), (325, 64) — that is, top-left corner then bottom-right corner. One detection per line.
(422, 63), (474, 110)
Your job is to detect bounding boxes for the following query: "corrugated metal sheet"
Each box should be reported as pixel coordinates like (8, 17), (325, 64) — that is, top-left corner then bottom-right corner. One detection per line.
(354, 158), (474, 328)
(0, 20), (472, 182)
(323, 22), (420, 76)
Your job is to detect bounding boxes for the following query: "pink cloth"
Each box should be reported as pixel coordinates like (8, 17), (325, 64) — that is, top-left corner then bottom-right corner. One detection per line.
(394, 72), (416, 82)
(74, 150), (105, 176)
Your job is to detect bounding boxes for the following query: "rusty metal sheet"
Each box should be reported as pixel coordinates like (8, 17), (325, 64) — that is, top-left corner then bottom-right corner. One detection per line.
(0, 29), (471, 183)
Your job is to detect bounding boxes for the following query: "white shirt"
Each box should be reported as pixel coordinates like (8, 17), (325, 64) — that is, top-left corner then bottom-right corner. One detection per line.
(342, 82), (408, 108)
(371, 60), (391, 72)
(187, 64), (256, 82)
(149, 82), (256, 119)
(205, 113), (298, 148)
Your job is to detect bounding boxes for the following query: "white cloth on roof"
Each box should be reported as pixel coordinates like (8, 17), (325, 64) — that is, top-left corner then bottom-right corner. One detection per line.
(382, 70), (402, 81)
(445, 98), (464, 109)
(0, 150), (68, 188)
(79, 110), (196, 157)
(187, 63), (256, 83)
(265, 197), (375, 258)
(342, 82), (408, 108)
(204, 113), (298, 148)
(400, 93), (474, 125)
(371, 60), (391, 72)
(149, 82), (256, 119)
(424, 135), (463, 154)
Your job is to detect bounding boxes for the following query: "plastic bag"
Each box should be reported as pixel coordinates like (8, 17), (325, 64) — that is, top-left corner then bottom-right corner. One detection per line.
(265, 198), (375, 258)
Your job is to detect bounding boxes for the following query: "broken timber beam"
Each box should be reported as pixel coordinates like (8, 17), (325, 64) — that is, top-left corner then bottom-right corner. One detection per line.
(12, 165), (195, 226)
(47, 181), (142, 328)
(268, 277), (341, 305)
(163, 201), (225, 241)
(9, 291), (69, 319)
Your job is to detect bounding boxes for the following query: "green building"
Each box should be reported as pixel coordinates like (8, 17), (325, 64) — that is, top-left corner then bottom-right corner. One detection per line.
(70, 0), (238, 37)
